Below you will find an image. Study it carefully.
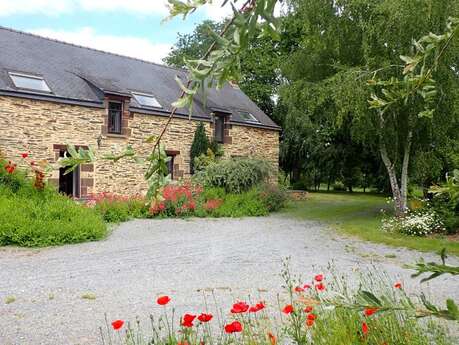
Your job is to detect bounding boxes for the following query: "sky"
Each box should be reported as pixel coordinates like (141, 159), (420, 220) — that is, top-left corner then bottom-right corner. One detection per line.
(0, 0), (235, 64)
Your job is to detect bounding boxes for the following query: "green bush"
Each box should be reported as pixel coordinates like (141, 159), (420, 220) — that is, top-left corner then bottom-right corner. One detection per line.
(258, 184), (288, 212)
(332, 181), (346, 191)
(190, 122), (209, 174)
(212, 188), (269, 217)
(0, 191), (106, 247)
(429, 194), (459, 234)
(0, 159), (107, 247)
(94, 198), (146, 223)
(195, 157), (272, 193)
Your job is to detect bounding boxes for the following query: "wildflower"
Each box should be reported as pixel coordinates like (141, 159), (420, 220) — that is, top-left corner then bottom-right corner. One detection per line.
(394, 282), (402, 289)
(364, 307), (379, 316)
(282, 304), (294, 314)
(304, 306), (313, 313)
(362, 321), (369, 336)
(307, 313), (316, 321)
(249, 302), (265, 312)
(157, 295), (171, 305)
(224, 321), (243, 333)
(268, 332), (277, 345)
(231, 301), (249, 313)
(111, 320), (124, 331)
(181, 314), (196, 328)
(294, 286), (304, 293)
(303, 284), (312, 289)
(21, 152), (28, 158)
(314, 274), (324, 282)
(197, 313), (213, 323)
(315, 283), (326, 291)
(306, 319), (314, 327)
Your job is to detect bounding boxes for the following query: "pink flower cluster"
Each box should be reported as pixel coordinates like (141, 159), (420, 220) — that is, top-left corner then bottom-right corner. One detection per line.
(149, 184), (202, 216)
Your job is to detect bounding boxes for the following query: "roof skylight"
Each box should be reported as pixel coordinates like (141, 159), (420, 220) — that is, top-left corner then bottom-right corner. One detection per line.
(239, 110), (259, 123)
(132, 92), (162, 108)
(9, 72), (51, 92)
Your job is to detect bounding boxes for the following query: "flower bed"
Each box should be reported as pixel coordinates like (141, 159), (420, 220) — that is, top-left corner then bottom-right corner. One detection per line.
(149, 183), (287, 218)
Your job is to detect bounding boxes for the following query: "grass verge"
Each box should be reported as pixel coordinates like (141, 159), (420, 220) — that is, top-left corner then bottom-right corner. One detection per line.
(284, 192), (459, 256)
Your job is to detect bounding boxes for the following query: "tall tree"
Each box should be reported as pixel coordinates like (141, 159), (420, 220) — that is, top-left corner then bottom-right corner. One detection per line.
(277, 0), (459, 206)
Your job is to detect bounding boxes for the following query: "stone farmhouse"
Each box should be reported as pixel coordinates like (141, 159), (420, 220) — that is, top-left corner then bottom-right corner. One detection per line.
(0, 26), (280, 198)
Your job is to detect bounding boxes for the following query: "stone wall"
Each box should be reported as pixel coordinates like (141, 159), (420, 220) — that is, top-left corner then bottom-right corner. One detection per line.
(0, 95), (279, 196)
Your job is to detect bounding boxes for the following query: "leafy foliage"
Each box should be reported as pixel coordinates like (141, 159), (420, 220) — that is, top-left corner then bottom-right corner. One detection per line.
(0, 160), (106, 247)
(190, 122), (210, 174)
(166, 0), (281, 112)
(195, 157), (272, 193)
(165, 20), (281, 117)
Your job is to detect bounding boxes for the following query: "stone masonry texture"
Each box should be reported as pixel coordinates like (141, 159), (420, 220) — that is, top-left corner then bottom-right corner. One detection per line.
(0, 96), (279, 196)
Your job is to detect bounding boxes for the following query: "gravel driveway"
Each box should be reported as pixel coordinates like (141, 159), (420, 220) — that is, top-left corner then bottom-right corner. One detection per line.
(1, 216), (458, 344)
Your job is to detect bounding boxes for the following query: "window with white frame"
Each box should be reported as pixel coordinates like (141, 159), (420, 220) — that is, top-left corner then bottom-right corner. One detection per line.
(132, 92), (162, 108)
(238, 110), (259, 123)
(9, 72), (51, 93)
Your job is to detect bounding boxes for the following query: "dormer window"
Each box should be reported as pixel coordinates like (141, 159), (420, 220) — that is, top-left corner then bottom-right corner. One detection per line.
(108, 101), (122, 134)
(239, 111), (259, 123)
(132, 92), (161, 108)
(9, 72), (51, 93)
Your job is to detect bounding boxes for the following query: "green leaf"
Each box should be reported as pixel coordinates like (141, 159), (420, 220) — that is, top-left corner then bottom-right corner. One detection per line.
(446, 299), (459, 319)
(359, 291), (382, 307)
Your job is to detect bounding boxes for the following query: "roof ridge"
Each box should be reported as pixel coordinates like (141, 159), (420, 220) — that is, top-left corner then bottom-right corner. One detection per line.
(0, 25), (187, 74)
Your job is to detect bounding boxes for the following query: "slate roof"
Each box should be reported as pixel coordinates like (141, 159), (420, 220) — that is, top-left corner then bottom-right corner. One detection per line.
(0, 26), (280, 130)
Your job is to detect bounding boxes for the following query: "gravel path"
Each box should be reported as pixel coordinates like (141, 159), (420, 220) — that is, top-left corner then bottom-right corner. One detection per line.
(1, 216), (458, 345)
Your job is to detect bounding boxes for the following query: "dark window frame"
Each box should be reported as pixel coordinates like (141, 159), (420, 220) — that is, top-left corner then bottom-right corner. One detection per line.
(214, 114), (225, 143)
(167, 154), (175, 179)
(108, 101), (123, 134)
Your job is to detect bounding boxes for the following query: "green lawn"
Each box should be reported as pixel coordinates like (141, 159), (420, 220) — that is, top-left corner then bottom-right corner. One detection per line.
(284, 192), (459, 256)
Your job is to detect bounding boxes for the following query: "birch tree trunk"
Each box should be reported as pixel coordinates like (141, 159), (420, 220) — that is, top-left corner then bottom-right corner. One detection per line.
(400, 130), (413, 213)
(378, 111), (404, 217)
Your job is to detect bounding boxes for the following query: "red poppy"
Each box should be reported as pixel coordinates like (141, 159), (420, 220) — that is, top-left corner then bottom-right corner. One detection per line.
(249, 302), (265, 313)
(282, 304), (294, 314)
(315, 283), (326, 291)
(306, 319), (314, 327)
(304, 306), (313, 313)
(307, 313), (316, 321)
(303, 284), (312, 289)
(21, 152), (28, 159)
(362, 322), (369, 336)
(197, 313), (213, 323)
(157, 295), (171, 305)
(364, 307), (379, 316)
(268, 332), (277, 345)
(394, 282), (402, 289)
(181, 313), (196, 328)
(224, 321), (243, 333)
(314, 274), (324, 282)
(294, 286), (304, 293)
(111, 319), (124, 330)
(231, 301), (249, 313)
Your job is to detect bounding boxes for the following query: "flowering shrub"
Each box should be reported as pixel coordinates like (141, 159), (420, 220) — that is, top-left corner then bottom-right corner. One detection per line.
(102, 265), (454, 345)
(150, 184), (202, 217)
(86, 192), (147, 223)
(382, 209), (445, 236)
